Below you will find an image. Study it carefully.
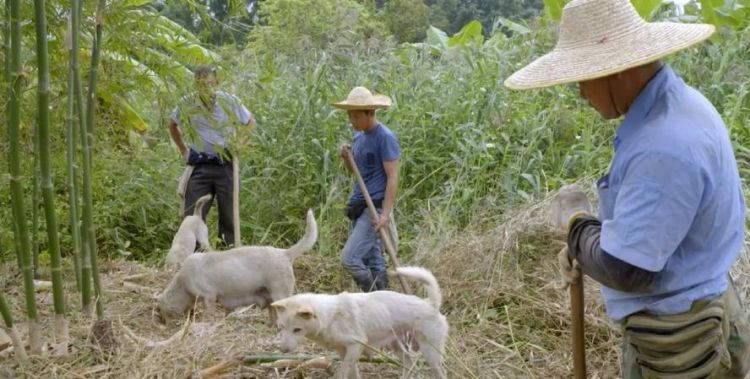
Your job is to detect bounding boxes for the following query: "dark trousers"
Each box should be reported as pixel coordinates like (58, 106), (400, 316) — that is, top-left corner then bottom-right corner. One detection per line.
(183, 163), (235, 247)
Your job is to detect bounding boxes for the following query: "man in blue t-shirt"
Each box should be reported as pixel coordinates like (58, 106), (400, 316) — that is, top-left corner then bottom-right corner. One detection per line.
(505, 0), (750, 377)
(333, 87), (400, 292)
(168, 64), (255, 247)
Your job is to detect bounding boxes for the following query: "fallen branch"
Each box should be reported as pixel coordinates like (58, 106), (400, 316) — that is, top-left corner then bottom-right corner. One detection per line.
(122, 281), (155, 295)
(119, 317), (218, 350)
(119, 317), (190, 349)
(122, 273), (149, 282)
(190, 357), (240, 379)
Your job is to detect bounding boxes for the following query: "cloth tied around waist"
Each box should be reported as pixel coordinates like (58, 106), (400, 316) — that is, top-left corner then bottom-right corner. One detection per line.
(623, 291), (732, 378)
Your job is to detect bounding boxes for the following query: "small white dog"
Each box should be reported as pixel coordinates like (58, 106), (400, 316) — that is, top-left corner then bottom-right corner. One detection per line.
(271, 266), (449, 379)
(164, 194), (213, 271)
(157, 209), (318, 324)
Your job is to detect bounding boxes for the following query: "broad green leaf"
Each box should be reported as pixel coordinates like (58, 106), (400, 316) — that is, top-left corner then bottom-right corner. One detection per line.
(97, 86), (149, 132)
(631, 0), (663, 20)
(113, 95), (148, 132)
(543, 0), (564, 21)
(498, 17), (530, 35)
(426, 25), (449, 51)
(715, 8), (742, 28)
(700, 0), (719, 25)
(448, 20), (483, 47)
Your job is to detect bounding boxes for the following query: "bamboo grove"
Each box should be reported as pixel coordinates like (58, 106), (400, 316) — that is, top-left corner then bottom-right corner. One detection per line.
(1, 0), (108, 356)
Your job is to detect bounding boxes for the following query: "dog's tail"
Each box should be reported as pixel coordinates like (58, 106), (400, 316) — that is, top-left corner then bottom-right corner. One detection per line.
(396, 266), (443, 309)
(285, 209), (318, 261)
(193, 194), (213, 217)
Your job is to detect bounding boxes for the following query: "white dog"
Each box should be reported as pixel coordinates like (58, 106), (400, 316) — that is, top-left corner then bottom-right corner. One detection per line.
(271, 266), (448, 379)
(164, 194), (213, 271)
(157, 209), (317, 324)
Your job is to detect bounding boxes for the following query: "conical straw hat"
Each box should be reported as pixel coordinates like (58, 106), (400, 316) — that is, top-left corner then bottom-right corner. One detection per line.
(504, 0), (714, 90)
(332, 87), (392, 110)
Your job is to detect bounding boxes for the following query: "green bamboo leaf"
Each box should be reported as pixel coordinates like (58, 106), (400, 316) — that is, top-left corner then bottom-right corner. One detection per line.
(100, 50), (165, 87)
(543, 0), (564, 21)
(121, 0), (153, 7)
(127, 9), (202, 44)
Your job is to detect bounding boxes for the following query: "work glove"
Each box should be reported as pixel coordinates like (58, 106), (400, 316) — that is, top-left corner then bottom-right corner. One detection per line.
(557, 245), (581, 290)
(550, 184), (593, 233)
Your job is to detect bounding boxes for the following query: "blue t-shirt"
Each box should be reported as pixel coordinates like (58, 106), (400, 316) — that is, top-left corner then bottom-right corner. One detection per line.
(171, 91), (251, 155)
(597, 65), (745, 321)
(349, 123), (400, 204)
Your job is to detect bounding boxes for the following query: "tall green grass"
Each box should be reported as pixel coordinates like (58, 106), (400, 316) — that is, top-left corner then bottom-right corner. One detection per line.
(0, 25), (748, 264)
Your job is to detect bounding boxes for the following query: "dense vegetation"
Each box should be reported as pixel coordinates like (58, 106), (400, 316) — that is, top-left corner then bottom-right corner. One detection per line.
(0, 0), (749, 376)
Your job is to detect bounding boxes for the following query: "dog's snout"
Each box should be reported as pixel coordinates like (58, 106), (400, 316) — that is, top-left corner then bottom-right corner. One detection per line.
(278, 336), (297, 354)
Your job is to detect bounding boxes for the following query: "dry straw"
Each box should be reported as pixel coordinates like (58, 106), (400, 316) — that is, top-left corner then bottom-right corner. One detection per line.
(1, 191), (748, 378)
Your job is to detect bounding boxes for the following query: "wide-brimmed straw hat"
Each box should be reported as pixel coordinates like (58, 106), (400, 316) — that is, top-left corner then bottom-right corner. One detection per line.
(332, 86), (392, 110)
(504, 0), (714, 90)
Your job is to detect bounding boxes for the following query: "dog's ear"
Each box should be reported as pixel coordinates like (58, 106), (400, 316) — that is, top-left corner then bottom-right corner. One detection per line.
(270, 301), (286, 313)
(296, 305), (315, 320)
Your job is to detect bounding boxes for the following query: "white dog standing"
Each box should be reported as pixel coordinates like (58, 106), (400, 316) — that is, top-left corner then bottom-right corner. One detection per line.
(165, 194), (212, 271)
(157, 209), (318, 324)
(271, 266), (449, 379)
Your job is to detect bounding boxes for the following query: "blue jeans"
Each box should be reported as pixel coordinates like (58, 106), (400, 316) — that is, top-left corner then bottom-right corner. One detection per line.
(341, 210), (397, 292)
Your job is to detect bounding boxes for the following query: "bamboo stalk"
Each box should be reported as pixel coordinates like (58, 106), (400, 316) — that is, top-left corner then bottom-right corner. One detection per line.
(32, 134), (39, 279)
(8, 0), (41, 355)
(65, 16), (82, 292)
(83, 0), (106, 319)
(0, 292), (26, 359)
(4, 0), (21, 271)
(34, 0), (68, 352)
(71, 0), (92, 315)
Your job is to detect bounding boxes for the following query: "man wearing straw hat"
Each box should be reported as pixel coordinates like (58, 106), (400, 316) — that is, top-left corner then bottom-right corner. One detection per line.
(169, 64), (255, 247)
(333, 86), (400, 292)
(505, 0), (749, 377)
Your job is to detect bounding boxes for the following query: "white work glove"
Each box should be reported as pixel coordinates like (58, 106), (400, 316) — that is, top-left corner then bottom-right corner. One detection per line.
(550, 184), (593, 233)
(557, 245), (581, 290)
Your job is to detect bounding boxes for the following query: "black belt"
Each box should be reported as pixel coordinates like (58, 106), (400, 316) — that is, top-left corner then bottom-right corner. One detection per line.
(187, 148), (232, 166)
(345, 198), (383, 221)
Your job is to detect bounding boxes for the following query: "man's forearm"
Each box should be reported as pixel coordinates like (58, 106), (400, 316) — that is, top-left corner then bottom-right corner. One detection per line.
(567, 216), (657, 292)
(168, 122), (188, 155)
(382, 177), (397, 216)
